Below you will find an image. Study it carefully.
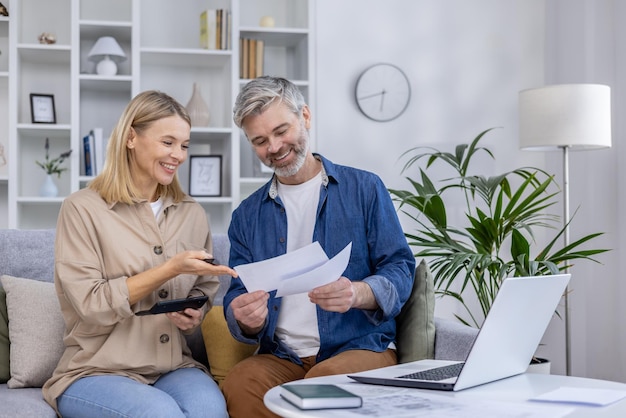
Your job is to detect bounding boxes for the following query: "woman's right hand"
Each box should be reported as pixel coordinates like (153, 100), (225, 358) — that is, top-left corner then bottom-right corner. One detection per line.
(127, 251), (237, 305)
(168, 250), (238, 278)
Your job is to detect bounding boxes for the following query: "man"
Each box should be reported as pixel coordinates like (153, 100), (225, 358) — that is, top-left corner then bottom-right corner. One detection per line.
(222, 76), (415, 417)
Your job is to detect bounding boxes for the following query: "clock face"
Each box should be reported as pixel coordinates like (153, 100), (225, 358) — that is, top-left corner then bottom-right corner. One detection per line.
(355, 63), (411, 122)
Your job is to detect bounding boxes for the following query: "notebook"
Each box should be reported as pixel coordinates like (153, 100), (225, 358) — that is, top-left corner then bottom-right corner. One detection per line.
(348, 273), (570, 391)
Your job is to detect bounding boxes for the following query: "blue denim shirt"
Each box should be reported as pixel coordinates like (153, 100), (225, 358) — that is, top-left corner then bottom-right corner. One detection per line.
(224, 154), (415, 365)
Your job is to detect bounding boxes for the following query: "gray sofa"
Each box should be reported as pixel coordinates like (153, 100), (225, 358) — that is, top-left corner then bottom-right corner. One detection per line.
(0, 229), (477, 418)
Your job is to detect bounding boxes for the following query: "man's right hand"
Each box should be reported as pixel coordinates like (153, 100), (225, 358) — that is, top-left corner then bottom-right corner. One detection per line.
(231, 290), (269, 337)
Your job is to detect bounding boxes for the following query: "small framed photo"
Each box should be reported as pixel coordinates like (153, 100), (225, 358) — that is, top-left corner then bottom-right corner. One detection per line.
(189, 155), (222, 197)
(30, 94), (56, 124)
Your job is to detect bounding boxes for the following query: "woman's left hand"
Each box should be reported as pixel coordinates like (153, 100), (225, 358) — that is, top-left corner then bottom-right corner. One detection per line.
(166, 308), (202, 331)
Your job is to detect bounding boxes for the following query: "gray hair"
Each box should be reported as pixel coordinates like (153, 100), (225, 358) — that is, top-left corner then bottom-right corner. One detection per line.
(233, 76), (306, 127)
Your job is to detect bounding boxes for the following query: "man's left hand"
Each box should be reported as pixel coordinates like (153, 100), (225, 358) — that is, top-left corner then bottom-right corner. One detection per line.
(308, 277), (377, 312)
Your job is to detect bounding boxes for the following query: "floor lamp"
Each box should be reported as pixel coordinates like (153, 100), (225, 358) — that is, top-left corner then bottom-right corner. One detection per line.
(518, 84), (612, 376)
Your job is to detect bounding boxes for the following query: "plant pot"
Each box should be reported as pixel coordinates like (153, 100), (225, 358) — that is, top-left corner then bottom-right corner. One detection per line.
(39, 174), (58, 197)
(526, 357), (551, 374)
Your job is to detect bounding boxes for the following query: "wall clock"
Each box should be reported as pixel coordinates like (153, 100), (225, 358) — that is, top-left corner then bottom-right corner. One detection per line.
(355, 63), (411, 122)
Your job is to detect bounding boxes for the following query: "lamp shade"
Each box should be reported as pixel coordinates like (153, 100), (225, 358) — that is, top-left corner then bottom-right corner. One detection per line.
(519, 84), (611, 151)
(87, 36), (126, 62)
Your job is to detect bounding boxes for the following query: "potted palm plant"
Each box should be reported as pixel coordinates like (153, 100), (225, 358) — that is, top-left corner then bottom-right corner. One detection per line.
(389, 128), (608, 330)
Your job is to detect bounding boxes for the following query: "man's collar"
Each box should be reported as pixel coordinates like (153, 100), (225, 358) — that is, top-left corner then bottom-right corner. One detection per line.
(268, 154), (329, 199)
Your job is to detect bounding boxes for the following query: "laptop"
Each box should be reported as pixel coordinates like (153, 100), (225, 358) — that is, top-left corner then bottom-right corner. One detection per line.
(348, 273), (570, 391)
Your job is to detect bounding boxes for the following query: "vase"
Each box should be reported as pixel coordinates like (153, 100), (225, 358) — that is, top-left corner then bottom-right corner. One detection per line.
(39, 174), (58, 197)
(186, 82), (210, 127)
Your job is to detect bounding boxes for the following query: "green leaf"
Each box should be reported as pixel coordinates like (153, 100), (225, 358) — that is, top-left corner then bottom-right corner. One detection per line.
(390, 127), (610, 328)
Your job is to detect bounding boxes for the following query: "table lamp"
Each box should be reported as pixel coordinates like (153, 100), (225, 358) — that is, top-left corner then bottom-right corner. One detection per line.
(518, 83), (612, 376)
(88, 36), (127, 76)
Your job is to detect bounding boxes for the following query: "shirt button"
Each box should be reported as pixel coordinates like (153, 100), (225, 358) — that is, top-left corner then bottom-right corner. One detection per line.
(153, 246), (163, 255)
(279, 237), (285, 243)
(160, 334), (170, 343)
(273, 305), (278, 311)
(158, 289), (168, 298)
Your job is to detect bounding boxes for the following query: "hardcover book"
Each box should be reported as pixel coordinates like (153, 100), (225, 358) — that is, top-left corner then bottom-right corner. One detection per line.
(280, 384), (362, 410)
(82, 133), (94, 176)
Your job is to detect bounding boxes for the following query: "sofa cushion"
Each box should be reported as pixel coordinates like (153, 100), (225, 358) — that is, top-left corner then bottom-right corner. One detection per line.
(0, 284), (9, 383)
(395, 259), (436, 363)
(0, 275), (65, 388)
(0, 229), (55, 283)
(0, 385), (56, 418)
(201, 306), (258, 387)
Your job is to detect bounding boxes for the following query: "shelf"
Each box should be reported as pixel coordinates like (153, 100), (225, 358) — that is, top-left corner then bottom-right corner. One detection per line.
(241, 177), (271, 184)
(141, 47), (232, 67)
(239, 78), (309, 87)
(239, 27), (308, 47)
(79, 75), (133, 92)
(17, 44), (72, 64)
(191, 127), (232, 134)
(16, 196), (65, 204)
(193, 197), (234, 204)
(17, 124), (72, 137)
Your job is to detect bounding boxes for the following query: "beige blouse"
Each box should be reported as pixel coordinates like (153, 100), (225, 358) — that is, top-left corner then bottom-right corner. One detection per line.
(42, 188), (219, 411)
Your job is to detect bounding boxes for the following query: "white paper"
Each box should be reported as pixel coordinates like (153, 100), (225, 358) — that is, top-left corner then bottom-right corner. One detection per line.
(530, 387), (626, 406)
(297, 384), (574, 418)
(234, 242), (352, 297)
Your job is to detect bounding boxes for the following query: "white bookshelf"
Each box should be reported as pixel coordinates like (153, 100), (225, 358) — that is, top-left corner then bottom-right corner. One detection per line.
(2, 0), (315, 231)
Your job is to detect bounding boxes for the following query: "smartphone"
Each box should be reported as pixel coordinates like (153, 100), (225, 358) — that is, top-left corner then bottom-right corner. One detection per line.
(135, 295), (209, 316)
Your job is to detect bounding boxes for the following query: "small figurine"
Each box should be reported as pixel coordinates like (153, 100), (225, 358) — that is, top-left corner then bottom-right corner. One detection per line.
(259, 15), (275, 28)
(0, 3), (8, 17)
(38, 32), (57, 45)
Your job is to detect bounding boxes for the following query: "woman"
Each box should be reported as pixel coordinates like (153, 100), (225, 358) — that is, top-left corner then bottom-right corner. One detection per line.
(42, 90), (236, 418)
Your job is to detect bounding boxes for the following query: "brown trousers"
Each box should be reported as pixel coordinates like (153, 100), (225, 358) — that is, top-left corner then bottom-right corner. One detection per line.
(222, 349), (397, 418)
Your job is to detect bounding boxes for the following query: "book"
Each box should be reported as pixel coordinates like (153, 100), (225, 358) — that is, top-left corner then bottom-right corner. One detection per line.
(216, 9), (222, 50)
(225, 10), (232, 49)
(279, 384), (362, 410)
(82, 132), (94, 176)
(91, 128), (104, 175)
(239, 38), (244, 78)
(241, 37), (249, 78)
(255, 39), (264, 78)
(200, 9), (217, 50)
(248, 38), (257, 79)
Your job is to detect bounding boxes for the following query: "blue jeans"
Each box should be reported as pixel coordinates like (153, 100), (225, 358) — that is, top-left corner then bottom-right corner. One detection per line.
(57, 368), (227, 418)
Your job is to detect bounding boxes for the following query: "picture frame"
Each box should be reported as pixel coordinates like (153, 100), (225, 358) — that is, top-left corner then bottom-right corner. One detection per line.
(189, 155), (222, 197)
(30, 94), (56, 124)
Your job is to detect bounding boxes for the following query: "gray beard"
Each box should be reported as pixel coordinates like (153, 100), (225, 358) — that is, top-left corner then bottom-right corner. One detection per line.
(273, 148), (307, 177)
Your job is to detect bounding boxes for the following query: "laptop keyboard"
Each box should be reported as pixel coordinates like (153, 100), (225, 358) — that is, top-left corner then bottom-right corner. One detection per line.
(397, 362), (465, 381)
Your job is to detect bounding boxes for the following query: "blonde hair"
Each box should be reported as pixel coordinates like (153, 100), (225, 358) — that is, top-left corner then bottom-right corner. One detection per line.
(89, 90), (191, 204)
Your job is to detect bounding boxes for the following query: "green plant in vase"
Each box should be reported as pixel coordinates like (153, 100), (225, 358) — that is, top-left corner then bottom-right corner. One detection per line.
(389, 128), (609, 328)
(36, 137), (72, 178)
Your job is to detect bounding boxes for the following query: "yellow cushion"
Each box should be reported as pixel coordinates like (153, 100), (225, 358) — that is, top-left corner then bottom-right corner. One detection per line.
(201, 305), (258, 387)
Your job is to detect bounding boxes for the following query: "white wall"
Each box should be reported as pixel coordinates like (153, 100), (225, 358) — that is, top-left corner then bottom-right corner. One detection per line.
(314, 0), (622, 381)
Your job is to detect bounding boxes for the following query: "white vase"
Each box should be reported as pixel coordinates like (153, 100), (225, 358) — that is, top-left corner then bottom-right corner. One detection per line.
(39, 174), (58, 197)
(186, 82), (210, 127)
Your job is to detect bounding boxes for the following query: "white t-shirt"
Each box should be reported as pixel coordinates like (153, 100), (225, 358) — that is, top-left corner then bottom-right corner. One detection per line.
(150, 197), (164, 219)
(275, 172), (322, 357)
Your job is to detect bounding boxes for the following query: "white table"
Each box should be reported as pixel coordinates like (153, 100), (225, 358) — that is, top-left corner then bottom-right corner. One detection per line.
(264, 373), (626, 417)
